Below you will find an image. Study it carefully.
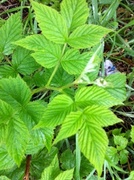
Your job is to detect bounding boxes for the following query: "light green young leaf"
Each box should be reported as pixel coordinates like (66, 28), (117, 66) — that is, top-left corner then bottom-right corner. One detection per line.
(31, 41), (62, 68)
(36, 95), (74, 128)
(78, 122), (108, 176)
(61, 0), (89, 31)
(12, 47), (40, 75)
(61, 49), (90, 74)
(114, 135), (128, 150)
(0, 76), (31, 109)
(54, 111), (83, 144)
(104, 72), (126, 102)
(0, 99), (14, 124)
(41, 155), (60, 180)
(0, 146), (15, 170)
(0, 13), (22, 59)
(55, 169), (74, 180)
(14, 34), (47, 51)
(75, 86), (122, 109)
(83, 105), (122, 127)
(32, 1), (68, 44)
(130, 126), (134, 143)
(68, 24), (112, 49)
(6, 117), (29, 166)
(0, 176), (10, 180)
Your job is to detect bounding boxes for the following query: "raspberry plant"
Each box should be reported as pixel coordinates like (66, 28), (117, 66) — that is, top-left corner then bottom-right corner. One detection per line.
(0, 0), (127, 179)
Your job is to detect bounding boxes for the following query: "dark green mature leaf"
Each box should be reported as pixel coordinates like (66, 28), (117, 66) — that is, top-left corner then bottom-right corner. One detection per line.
(78, 121), (108, 176)
(0, 76), (31, 109)
(0, 146), (15, 170)
(14, 34), (47, 51)
(0, 99), (14, 124)
(75, 86), (122, 109)
(0, 65), (17, 78)
(61, 49), (90, 74)
(104, 72), (126, 102)
(68, 24), (112, 49)
(83, 105), (122, 127)
(54, 111), (83, 144)
(31, 147), (58, 179)
(12, 47), (40, 75)
(0, 124), (7, 144)
(31, 41), (62, 68)
(60, 149), (75, 170)
(61, 0), (89, 31)
(32, 1), (68, 44)
(35, 94), (74, 128)
(6, 117), (29, 166)
(0, 13), (22, 59)
(20, 101), (46, 129)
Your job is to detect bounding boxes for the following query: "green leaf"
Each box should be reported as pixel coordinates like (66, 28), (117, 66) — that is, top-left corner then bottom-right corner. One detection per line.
(51, 66), (74, 87)
(68, 24), (112, 49)
(119, 149), (128, 165)
(130, 126), (134, 143)
(75, 86), (122, 109)
(0, 99), (14, 124)
(0, 76), (31, 109)
(31, 41), (62, 68)
(106, 147), (119, 165)
(14, 34), (47, 51)
(61, 0), (89, 31)
(0, 13), (22, 59)
(12, 47), (40, 75)
(6, 117), (29, 166)
(60, 149), (75, 170)
(83, 105), (122, 127)
(114, 135), (128, 150)
(104, 72), (126, 102)
(26, 128), (46, 155)
(36, 94), (74, 128)
(54, 111), (83, 144)
(78, 122), (108, 176)
(61, 49), (90, 74)
(0, 176), (10, 180)
(32, 1), (68, 44)
(0, 146), (15, 170)
(78, 44), (103, 83)
(0, 124), (7, 144)
(0, 65), (17, 78)
(19, 101), (46, 129)
(31, 147), (58, 179)
(41, 155), (60, 180)
(55, 169), (74, 180)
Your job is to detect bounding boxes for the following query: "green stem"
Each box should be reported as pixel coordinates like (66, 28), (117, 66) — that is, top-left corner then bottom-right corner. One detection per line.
(75, 133), (81, 180)
(32, 86), (61, 95)
(5, 56), (12, 65)
(46, 43), (67, 86)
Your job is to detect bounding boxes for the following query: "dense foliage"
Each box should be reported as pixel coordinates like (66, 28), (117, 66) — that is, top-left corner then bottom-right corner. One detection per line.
(0, 0), (134, 179)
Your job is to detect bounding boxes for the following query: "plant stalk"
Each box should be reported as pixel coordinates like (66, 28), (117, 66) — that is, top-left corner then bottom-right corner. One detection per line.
(75, 133), (81, 180)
